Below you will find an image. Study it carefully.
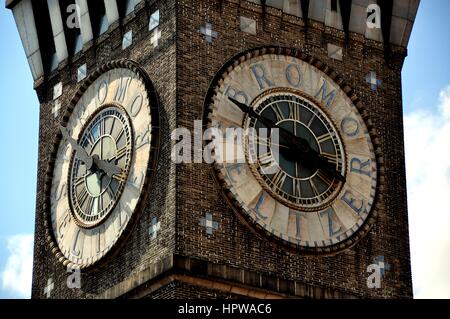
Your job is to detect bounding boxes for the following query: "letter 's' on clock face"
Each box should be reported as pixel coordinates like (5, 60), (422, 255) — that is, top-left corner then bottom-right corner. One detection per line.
(207, 53), (377, 252)
(49, 66), (155, 268)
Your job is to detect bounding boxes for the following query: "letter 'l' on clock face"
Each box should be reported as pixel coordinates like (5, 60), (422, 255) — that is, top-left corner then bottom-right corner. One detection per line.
(207, 52), (378, 252)
(48, 64), (156, 268)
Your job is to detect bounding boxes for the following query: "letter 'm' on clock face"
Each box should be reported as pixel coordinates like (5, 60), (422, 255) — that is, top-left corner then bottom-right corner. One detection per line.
(49, 66), (155, 268)
(207, 53), (378, 252)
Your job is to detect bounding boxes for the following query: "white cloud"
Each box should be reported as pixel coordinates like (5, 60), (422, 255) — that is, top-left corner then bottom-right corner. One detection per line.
(405, 85), (450, 299)
(0, 234), (33, 299)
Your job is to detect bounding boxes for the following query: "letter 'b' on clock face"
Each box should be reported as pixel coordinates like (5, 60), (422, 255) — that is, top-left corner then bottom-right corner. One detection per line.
(207, 52), (378, 253)
(48, 64), (156, 268)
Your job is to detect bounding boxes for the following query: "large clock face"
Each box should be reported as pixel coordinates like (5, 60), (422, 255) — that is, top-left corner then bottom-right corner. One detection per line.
(208, 52), (377, 252)
(49, 66), (155, 268)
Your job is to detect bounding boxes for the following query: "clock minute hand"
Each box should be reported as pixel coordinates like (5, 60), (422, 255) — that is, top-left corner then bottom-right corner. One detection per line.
(60, 125), (93, 170)
(279, 128), (347, 183)
(229, 97), (280, 132)
(92, 155), (122, 179)
(60, 126), (122, 178)
(229, 97), (310, 152)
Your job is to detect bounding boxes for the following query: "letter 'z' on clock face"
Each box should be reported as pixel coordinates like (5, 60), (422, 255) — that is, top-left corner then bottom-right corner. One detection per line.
(48, 64), (156, 268)
(207, 52), (378, 253)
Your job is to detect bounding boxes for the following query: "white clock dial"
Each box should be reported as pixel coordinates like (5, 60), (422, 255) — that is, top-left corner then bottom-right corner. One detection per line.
(49, 65), (156, 268)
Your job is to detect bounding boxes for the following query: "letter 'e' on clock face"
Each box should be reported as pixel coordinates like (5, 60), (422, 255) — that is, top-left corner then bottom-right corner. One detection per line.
(47, 62), (157, 268)
(206, 51), (378, 253)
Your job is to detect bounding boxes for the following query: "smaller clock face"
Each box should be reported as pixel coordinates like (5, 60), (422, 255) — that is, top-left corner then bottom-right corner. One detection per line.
(49, 66), (155, 268)
(246, 92), (345, 211)
(69, 106), (133, 228)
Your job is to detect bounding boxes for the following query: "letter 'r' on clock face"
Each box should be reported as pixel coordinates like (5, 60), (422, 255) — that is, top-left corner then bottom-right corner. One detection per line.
(49, 65), (156, 268)
(207, 52), (378, 252)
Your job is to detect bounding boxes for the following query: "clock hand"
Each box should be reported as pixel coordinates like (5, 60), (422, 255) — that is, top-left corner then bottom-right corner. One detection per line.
(228, 97), (346, 183)
(91, 155), (122, 179)
(60, 126), (123, 179)
(60, 125), (93, 170)
(229, 97), (310, 152)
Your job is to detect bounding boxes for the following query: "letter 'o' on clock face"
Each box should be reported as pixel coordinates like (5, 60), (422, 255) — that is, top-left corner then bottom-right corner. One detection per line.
(49, 65), (156, 268)
(206, 52), (378, 252)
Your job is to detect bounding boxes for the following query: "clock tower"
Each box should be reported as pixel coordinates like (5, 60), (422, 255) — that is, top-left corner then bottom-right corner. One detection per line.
(7, 0), (420, 298)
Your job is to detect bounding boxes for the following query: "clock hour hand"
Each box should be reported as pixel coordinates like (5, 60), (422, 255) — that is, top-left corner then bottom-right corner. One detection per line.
(60, 125), (93, 170)
(228, 97), (346, 183)
(60, 126), (123, 179)
(314, 156), (346, 183)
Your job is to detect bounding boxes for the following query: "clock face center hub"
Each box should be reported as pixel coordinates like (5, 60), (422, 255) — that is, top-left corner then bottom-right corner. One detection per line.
(275, 119), (320, 180)
(85, 135), (117, 198)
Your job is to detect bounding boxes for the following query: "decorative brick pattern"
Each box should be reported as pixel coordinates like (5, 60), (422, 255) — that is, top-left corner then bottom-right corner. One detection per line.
(122, 30), (133, 50)
(52, 100), (61, 118)
(327, 43), (343, 61)
(366, 71), (382, 91)
(199, 22), (218, 43)
(199, 213), (219, 235)
(77, 64), (87, 83)
(149, 216), (161, 240)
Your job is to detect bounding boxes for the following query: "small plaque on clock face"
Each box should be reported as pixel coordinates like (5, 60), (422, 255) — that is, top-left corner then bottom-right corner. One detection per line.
(49, 64), (156, 268)
(207, 52), (377, 252)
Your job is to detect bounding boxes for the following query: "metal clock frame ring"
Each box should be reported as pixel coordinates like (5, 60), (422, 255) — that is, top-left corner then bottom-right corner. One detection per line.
(243, 87), (347, 213)
(67, 103), (135, 229)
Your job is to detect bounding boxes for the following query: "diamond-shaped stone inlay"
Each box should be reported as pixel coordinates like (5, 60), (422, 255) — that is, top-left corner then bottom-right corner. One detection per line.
(240, 16), (257, 35)
(44, 278), (54, 298)
(199, 22), (218, 43)
(149, 217), (161, 240)
(327, 43), (343, 61)
(53, 82), (62, 100)
(77, 64), (87, 83)
(199, 212), (219, 235)
(149, 10), (160, 31)
(366, 71), (382, 91)
(122, 30), (133, 50)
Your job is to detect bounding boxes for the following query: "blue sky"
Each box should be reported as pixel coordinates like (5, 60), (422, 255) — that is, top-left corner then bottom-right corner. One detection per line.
(0, 4), (39, 299)
(403, 1), (450, 112)
(0, 1), (449, 299)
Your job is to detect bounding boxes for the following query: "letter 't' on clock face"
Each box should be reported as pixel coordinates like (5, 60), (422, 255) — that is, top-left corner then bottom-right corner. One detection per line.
(49, 64), (156, 268)
(207, 52), (378, 252)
